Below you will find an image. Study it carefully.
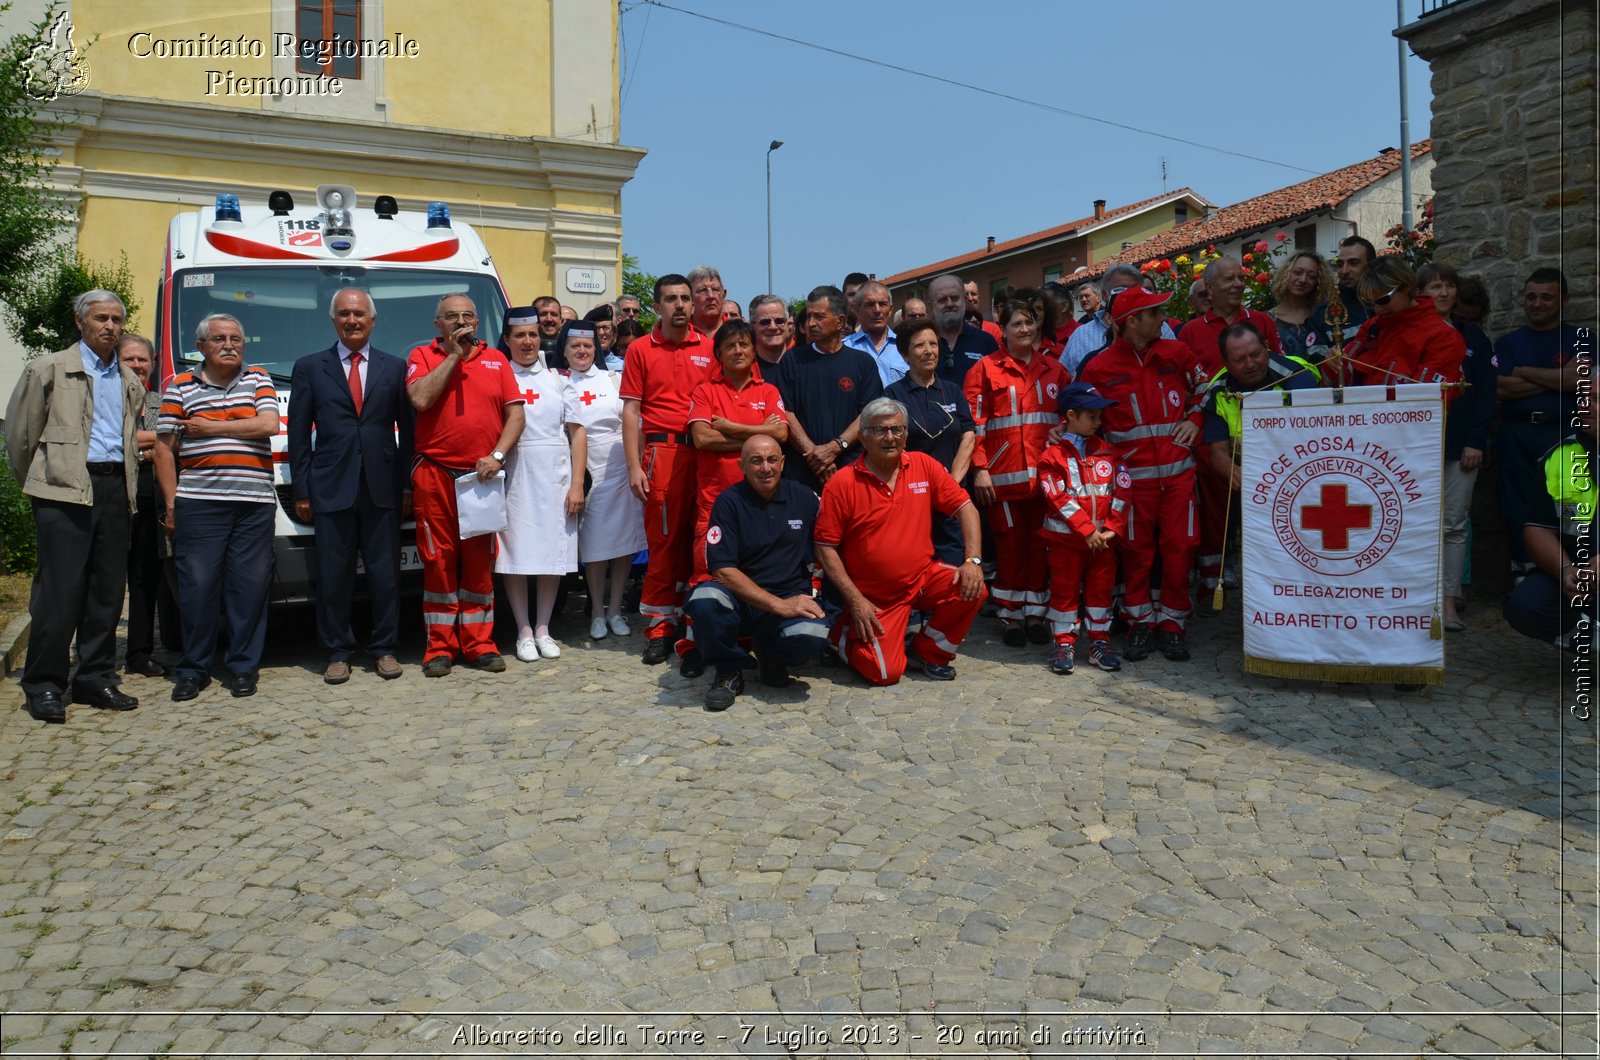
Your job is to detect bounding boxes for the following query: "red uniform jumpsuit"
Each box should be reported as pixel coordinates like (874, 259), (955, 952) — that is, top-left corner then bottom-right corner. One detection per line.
(1076, 336), (1208, 634)
(686, 367), (786, 583)
(1037, 435), (1130, 648)
(963, 347), (1070, 623)
(406, 340), (523, 663)
(618, 325), (716, 641)
(1178, 307), (1284, 590)
(815, 451), (987, 686)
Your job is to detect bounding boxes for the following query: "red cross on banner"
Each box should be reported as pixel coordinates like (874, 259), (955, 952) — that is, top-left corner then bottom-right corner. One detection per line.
(1300, 482), (1372, 551)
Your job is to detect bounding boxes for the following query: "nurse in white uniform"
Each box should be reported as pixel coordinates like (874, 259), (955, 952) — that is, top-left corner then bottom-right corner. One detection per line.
(496, 311), (586, 660)
(565, 318), (647, 641)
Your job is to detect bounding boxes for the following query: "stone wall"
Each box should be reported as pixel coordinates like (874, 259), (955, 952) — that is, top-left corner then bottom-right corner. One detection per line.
(1399, 0), (1597, 335)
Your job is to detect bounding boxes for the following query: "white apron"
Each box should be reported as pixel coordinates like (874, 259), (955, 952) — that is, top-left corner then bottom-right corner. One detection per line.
(496, 359), (581, 575)
(568, 364), (647, 562)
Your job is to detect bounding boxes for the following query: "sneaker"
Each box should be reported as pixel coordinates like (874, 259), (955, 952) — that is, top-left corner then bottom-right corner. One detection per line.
(704, 668), (743, 711)
(909, 651), (956, 681)
(608, 614), (631, 637)
(1124, 624), (1153, 661)
(1088, 641), (1122, 672)
(422, 656), (453, 678)
(679, 646), (705, 679)
(757, 655), (791, 688)
(515, 637), (539, 662)
(590, 616), (610, 640)
(472, 652), (507, 672)
(1156, 629), (1191, 661)
(535, 635), (561, 659)
(1048, 643), (1074, 675)
(642, 637), (670, 665)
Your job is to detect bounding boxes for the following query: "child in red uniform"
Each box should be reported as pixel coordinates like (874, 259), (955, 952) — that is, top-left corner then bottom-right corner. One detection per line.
(1037, 383), (1130, 675)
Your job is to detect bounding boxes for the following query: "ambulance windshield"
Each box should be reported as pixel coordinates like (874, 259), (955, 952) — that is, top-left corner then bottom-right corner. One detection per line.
(169, 266), (509, 379)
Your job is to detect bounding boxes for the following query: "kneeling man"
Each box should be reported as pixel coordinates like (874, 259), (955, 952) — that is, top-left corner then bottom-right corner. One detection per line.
(815, 397), (986, 685)
(684, 435), (831, 711)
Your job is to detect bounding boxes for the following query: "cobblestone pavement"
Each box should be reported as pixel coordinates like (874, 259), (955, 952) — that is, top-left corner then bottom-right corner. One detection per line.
(1, 595), (1596, 1058)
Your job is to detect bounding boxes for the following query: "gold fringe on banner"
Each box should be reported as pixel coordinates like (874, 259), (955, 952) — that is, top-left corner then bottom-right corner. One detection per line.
(1243, 656), (1444, 685)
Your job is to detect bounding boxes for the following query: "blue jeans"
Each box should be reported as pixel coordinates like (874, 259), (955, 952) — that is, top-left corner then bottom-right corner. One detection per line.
(683, 582), (829, 670)
(174, 498), (275, 679)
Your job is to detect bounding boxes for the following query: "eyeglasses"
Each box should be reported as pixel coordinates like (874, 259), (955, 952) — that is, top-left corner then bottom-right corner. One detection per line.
(1370, 285), (1401, 308)
(863, 424), (908, 437)
(439, 312), (478, 322)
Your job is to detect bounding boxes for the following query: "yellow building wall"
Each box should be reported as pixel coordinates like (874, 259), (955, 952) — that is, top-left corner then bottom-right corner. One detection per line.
(482, 228), (552, 307)
(384, 1), (551, 136)
(76, 197), (186, 334)
(77, 1), (272, 109)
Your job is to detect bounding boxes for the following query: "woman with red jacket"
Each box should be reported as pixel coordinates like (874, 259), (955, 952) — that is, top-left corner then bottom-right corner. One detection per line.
(1336, 258), (1466, 390)
(963, 289), (1070, 646)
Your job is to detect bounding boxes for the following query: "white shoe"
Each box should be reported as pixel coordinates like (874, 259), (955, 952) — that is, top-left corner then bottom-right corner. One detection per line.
(515, 636), (538, 662)
(535, 635), (561, 659)
(608, 614), (631, 637)
(590, 616), (609, 640)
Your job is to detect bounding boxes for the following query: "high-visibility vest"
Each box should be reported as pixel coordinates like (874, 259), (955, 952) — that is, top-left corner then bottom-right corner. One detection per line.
(1543, 438), (1595, 543)
(1210, 355), (1321, 454)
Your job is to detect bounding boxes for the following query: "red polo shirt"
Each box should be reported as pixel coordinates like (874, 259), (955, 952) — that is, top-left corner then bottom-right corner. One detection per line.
(1178, 307), (1282, 377)
(406, 340), (522, 464)
(815, 450), (971, 605)
(687, 368), (786, 509)
(618, 323), (716, 434)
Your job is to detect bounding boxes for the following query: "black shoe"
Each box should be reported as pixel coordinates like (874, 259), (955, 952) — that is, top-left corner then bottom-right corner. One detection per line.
(1026, 621), (1052, 645)
(704, 669), (743, 711)
(1156, 630), (1191, 662)
(226, 672), (257, 698)
(125, 658), (167, 678)
(909, 651), (956, 681)
(72, 683), (139, 711)
(642, 638), (670, 665)
(1124, 624), (1153, 661)
(757, 655), (792, 688)
(171, 676), (211, 702)
(1002, 623), (1027, 647)
(470, 652), (506, 673)
(25, 691), (65, 724)
(679, 647), (705, 679)
(1048, 644), (1075, 675)
(820, 644), (843, 667)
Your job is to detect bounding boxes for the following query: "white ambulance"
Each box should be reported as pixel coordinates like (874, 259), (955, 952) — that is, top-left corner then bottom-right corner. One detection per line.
(155, 184), (511, 604)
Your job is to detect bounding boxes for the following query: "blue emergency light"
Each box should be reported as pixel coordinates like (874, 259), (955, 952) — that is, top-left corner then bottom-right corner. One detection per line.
(426, 202), (452, 230)
(214, 194), (242, 223)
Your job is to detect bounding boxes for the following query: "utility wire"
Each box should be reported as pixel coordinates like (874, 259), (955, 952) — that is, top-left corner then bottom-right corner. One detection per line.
(634, 0), (1323, 177)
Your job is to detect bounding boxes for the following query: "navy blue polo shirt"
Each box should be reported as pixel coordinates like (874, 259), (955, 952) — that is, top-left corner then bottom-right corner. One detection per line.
(1495, 323), (1587, 419)
(886, 374), (974, 470)
(938, 323), (1000, 382)
(704, 479), (819, 600)
(774, 342), (884, 490)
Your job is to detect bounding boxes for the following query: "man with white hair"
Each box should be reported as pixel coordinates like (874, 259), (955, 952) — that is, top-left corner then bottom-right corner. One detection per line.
(5, 289), (144, 723)
(1059, 265), (1177, 378)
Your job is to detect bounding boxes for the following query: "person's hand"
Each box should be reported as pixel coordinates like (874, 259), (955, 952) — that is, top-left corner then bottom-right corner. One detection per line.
(294, 498), (313, 522)
(1230, 466), (1243, 493)
(1086, 529), (1114, 553)
(971, 469), (996, 507)
(565, 484), (585, 518)
(1171, 420), (1199, 447)
(954, 561), (984, 601)
(161, 504), (176, 539)
(774, 594), (826, 620)
(806, 440), (839, 474)
(629, 463), (649, 501)
(847, 596), (884, 642)
(1046, 422), (1066, 445)
(450, 324), (477, 356)
(764, 414), (783, 427)
(180, 415), (212, 440)
(1460, 447), (1483, 472)
(475, 454), (503, 481)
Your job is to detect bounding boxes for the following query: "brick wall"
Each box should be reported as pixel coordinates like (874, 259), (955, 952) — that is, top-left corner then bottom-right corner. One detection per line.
(1400, 0), (1597, 334)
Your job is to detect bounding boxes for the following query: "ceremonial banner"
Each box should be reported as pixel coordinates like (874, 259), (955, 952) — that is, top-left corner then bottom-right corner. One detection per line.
(1241, 384), (1444, 684)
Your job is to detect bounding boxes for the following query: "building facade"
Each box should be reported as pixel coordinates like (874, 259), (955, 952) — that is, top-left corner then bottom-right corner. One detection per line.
(1, 0), (643, 400)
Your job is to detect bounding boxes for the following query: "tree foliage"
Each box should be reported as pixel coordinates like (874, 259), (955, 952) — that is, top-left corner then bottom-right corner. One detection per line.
(621, 253), (658, 330)
(4, 248), (140, 355)
(0, 4), (73, 308)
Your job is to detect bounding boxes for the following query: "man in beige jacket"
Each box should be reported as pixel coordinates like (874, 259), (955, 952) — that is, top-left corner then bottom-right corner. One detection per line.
(4, 290), (144, 723)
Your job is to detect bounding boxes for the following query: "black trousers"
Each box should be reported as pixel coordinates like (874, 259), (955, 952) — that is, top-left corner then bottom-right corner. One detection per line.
(125, 464), (166, 666)
(311, 477), (402, 659)
(22, 473), (130, 696)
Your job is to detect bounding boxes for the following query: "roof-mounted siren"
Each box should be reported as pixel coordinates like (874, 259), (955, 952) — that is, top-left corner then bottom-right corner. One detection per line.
(212, 193), (243, 228)
(373, 194), (399, 220)
(268, 190), (294, 216)
(316, 183), (357, 253)
(426, 202), (453, 231)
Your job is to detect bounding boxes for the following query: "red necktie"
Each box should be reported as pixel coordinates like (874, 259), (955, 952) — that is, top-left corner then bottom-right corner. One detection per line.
(348, 351), (363, 416)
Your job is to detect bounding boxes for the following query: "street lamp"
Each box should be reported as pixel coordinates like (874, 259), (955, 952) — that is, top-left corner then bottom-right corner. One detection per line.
(766, 140), (783, 294)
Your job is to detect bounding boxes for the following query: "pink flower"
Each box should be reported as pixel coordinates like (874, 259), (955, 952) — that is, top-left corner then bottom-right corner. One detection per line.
(1253, 240), (1270, 254)
(1274, 232), (1287, 242)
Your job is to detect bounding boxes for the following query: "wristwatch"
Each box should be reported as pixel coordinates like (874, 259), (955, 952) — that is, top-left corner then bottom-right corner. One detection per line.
(964, 557), (983, 566)
(491, 450), (506, 463)
(835, 436), (850, 451)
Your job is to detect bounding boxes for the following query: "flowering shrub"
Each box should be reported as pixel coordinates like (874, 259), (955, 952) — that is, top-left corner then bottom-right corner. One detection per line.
(1141, 232), (1289, 319)
(1384, 197), (1435, 272)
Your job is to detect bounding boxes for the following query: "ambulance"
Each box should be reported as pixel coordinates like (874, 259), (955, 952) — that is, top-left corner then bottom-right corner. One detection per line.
(155, 184), (511, 604)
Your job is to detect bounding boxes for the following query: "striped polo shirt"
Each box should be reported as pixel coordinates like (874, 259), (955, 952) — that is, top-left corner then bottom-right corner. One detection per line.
(156, 366), (279, 503)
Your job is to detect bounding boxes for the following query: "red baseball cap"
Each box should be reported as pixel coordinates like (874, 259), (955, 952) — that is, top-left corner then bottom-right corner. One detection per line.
(1109, 287), (1172, 322)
